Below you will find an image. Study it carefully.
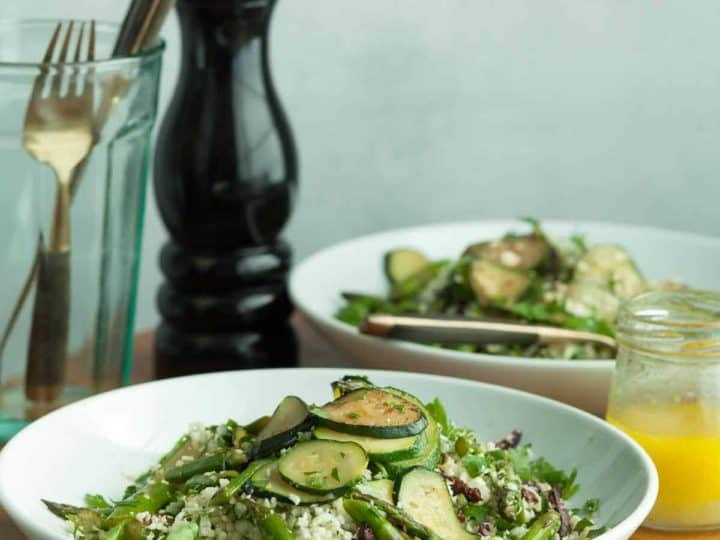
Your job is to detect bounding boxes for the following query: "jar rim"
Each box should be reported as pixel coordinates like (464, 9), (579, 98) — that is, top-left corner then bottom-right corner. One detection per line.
(617, 289), (720, 360)
(620, 289), (720, 329)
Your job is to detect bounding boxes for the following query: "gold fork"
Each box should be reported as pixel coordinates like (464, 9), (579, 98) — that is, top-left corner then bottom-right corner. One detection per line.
(22, 20), (96, 402)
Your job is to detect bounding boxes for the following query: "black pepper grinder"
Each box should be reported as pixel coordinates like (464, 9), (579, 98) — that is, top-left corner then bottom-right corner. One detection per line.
(153, 0), (298, 377)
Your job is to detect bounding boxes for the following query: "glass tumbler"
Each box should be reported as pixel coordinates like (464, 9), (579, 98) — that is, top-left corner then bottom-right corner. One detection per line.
(606, 290), (720, 530)
(0, 20), (164, 441)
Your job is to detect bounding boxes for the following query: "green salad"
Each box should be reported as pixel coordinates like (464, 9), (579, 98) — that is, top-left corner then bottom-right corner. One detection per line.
(44, 375), (603, 540)
(336, 220), (678, 359)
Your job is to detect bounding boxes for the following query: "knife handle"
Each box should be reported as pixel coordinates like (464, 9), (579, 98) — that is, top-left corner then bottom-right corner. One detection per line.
(362, 314), (538, 346)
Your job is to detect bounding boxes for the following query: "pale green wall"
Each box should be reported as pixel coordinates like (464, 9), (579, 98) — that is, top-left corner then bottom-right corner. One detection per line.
(2, 1), (719, 329)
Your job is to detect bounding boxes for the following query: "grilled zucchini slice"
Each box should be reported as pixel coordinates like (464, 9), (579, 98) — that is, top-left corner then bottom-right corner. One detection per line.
(381, 388), (440, 478)
(384, 249), (430, 284)
(565, 282), (621, 322)
(573, 245), (646, 299)
(249, 461), (335, 505)
(397, 468), (476, 539)
(278, 440), (367, 496)
(254, 396), (311, 458)
(313, 427), (425, 463)
(470, 259), (530, 303)
(310, 389), (427, 439)
(331, 375), (374, 399)
(355, 479), (395, 504)
(464, 234), (550, 270)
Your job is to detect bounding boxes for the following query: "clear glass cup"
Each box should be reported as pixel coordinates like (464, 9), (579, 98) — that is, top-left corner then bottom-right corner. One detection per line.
(606, 290), (720, 530)
(0, 20), (164, 441)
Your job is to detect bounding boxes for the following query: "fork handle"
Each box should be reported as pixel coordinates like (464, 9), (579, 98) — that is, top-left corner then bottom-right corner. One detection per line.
(49, 182), (71, 252)
(25, 246), (70, 402)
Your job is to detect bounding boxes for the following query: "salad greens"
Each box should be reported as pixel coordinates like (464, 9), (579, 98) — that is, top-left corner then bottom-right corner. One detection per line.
(44, 375), (602, 539)
(336, 220), (675, 359)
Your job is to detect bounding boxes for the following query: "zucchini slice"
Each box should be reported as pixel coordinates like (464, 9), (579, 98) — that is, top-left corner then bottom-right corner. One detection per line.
(249, 461), (335, 505)
(254, 396), (311, 458)
(464, 234), (550, 270)
(310, 389), (427, 439)
(573, 245), (646, 299)
(397, 468), (476, 539)
(470, 259), (530, 304)
(382, 388), (440, 478)
(384, 249), (430, 284)
(313, 427), (425, 463)
(355, 479), (395, 504)
(331, 375), (374, 399)
(244, 415), (271, 436)
(566, 282), (621, 322)
(390, 260), (450, 300)
(278, 440), (367, 496)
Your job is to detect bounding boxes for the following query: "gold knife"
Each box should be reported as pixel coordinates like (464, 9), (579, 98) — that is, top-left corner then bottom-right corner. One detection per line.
(361, 313), (617, 351)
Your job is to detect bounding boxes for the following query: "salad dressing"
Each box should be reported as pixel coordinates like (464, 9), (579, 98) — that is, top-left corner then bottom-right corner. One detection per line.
(608, 402), (720, 528)
(605, 290), (720, 530)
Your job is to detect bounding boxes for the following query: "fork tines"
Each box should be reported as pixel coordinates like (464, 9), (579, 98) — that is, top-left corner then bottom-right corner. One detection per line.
(34, 20), (96, 99)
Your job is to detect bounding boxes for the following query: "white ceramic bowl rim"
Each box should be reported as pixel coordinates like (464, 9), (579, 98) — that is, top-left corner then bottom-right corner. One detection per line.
(0, 368), (659, 540)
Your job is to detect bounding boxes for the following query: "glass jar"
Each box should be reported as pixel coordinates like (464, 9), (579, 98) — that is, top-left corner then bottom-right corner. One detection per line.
(606, 290), (720, 530)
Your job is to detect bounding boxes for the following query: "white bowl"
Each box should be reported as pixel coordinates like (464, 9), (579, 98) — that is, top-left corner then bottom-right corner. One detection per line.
(0, 368), (657, 540)
(290, 220), (720, 415)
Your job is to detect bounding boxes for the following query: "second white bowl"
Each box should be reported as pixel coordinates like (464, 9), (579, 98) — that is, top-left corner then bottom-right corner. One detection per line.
(290, 220), (720, 414)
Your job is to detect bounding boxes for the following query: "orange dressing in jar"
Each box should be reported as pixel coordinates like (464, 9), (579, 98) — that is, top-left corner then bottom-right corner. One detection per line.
(608, 402), (720, 528)
(606, 290), (720, 530)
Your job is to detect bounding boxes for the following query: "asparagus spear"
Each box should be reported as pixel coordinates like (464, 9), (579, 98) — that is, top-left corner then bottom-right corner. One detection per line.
(349, 493), (440, 540)
(521, 512), (561, 540)
(185, 473), (218, 492)
(165, 449), (248, 483)
(160, 435), (193, 466)
(212, 459), (271, 505)
(104, 518), (145, 540)
(129, 435), (199, 495)
(343, 498), (409, 540)
(166, 522), (200, 540)
(239, 499), (294, 540)
(105, 520), (129, 540)
(105, 481), (173, 527)
(42, 500), (104, 531)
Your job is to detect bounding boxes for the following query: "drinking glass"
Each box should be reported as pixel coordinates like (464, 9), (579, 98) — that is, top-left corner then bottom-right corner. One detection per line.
(0, 20), (164, 441)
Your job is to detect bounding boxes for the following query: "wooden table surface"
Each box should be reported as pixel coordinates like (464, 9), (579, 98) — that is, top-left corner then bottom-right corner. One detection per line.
(0, 316), (715, 539)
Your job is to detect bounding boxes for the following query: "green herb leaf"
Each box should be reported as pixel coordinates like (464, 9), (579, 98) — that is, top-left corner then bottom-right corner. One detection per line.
(306, 476), (326, 489)
(84, 494), (111, 509)
(582, 498), (600, 515)
(331, 467), (340, 482)
(570, 234), (588, 253)
(462, 503), (489, 522)
(425, 398), (453, 438)
(461, 453), (502, 477)
(508, 446), (580, 498)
